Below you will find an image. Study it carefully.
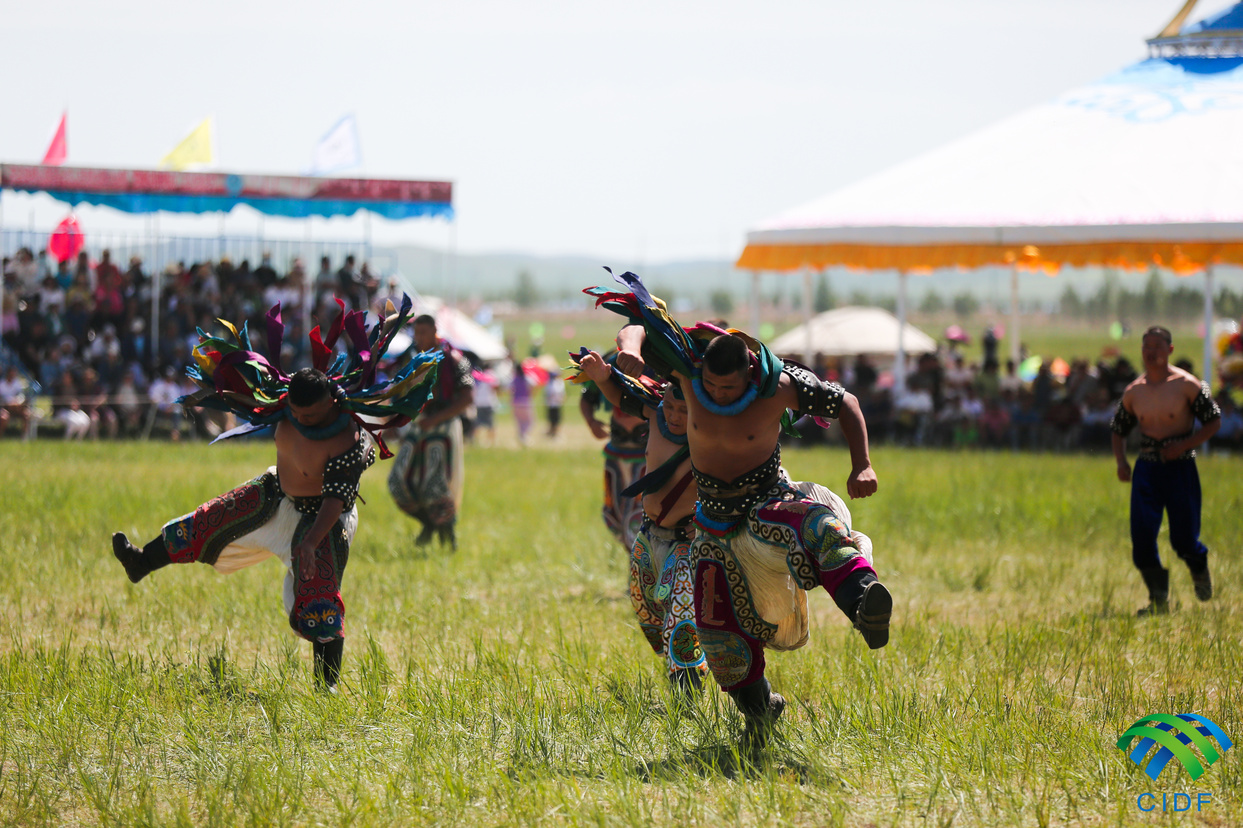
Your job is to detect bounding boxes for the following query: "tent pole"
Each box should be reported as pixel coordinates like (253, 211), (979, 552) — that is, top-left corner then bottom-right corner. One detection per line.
(151, 213), (161, 373)
(1203, 263), (1216, 385)
(1009, 264), (1021, 366)
(802, 268), (814, 367)
(0, 187), (6, 340)
(895, 270), (908, 394)
(750, 270), (761, 335)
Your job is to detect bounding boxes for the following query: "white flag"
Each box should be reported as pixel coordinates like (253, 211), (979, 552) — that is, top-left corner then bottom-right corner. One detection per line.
(306, 114), (361, 176)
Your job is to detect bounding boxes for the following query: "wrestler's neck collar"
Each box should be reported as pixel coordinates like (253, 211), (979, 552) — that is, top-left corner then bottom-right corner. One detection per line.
(655, 402), (688, 445)
(284, 407), (352, 440)
(691, 370), (758, 416)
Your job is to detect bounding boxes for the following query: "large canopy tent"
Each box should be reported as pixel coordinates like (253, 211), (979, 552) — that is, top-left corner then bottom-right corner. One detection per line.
(737, 0), (1243, 388)
(0, 163), (453, 360)
(768, 306), (936, 360)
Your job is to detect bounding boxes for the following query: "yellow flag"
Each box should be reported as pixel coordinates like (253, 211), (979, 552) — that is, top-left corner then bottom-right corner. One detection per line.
(160, 117), (214, 170)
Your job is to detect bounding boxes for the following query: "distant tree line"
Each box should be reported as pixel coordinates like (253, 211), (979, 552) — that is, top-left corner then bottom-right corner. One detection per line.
(1056, 270), (1243, 321)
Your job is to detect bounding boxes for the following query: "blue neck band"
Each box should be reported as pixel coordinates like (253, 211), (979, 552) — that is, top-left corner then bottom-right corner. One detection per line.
(285, 407), (352, 440)
(655, 403), (688, 445)
(691, 375), (758, 416)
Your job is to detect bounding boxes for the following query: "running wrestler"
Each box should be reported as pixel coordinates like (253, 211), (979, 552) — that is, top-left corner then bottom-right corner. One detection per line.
(1111, 325), (1221, 616)
(112, 299), (441, 691)
(579, 350), (648, 552)
(590, 270), (891, 750)
(575, 350), (708, 700)
(388, 314), (475, 550)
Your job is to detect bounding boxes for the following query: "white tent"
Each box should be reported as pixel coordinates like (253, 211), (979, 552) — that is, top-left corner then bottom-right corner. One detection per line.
(388, 294), (508, 361)
(769, 307), (937, 359)
(737, 0), (1243, 387)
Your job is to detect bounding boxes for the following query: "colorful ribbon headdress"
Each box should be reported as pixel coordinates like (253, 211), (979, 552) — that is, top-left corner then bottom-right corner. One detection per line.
(181, 294), (442, 458)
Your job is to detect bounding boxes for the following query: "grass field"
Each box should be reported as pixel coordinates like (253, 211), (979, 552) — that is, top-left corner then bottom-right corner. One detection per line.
(1, 439), (1240, 827)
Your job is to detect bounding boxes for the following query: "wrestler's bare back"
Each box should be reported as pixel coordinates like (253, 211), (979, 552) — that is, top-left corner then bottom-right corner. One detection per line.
(274, 420), (360, 497)
(1121, 366), (1202, 440)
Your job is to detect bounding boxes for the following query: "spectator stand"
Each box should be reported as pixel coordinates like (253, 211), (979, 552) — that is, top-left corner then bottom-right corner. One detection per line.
(1, 164), (454, 441)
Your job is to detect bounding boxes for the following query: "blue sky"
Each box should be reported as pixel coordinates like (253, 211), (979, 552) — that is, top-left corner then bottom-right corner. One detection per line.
(0, 0), (1218, 263)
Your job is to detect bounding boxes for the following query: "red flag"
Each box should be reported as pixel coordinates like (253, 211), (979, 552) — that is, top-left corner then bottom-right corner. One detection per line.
(42, 113), (67, 166)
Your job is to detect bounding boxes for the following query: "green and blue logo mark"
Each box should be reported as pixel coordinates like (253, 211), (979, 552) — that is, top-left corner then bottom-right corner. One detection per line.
(1117, 714), (1232, 781)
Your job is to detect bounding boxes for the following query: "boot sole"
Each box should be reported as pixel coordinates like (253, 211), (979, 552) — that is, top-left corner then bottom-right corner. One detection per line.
(857, 582), (892, 649)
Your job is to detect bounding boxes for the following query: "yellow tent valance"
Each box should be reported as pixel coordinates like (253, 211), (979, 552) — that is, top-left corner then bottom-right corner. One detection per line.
(735, 240), (1242, 275)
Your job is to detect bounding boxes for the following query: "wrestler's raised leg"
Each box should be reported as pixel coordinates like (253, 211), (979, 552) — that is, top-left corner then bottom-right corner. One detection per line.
(112, 533), (171, 583)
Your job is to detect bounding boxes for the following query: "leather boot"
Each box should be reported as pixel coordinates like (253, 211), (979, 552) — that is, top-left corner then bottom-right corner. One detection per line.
(313, 638), (344, 692)
(1137, 566), (1169, 617)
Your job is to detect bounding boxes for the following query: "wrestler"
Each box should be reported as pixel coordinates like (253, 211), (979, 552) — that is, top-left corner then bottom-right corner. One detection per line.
(1111, 326), (1221, 616)
(388, 314), (474, 550)
(576, 350), (708, 700)
(112, 298), (441, 691)
(591, 270), (891, 750)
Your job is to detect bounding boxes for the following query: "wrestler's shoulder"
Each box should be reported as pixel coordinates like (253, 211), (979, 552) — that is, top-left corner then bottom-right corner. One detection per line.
(1170, 365), (1205, 389)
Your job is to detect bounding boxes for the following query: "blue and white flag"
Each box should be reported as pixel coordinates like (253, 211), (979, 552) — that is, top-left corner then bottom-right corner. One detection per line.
(306, 114), (361, 177)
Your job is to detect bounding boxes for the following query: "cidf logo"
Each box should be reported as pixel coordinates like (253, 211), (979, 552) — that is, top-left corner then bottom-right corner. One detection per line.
(1117, 714), (1232, 812)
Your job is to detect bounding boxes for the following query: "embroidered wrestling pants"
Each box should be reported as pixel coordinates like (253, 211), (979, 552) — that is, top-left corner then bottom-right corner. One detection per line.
(160, 469), (357, 643)
(630, 518), (707, 678)
(388, 418), (465, 529)
(693, 480), (876, 692)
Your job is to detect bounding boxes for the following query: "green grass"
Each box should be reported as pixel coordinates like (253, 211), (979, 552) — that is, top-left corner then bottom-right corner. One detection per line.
(1, 441), (1240, 826)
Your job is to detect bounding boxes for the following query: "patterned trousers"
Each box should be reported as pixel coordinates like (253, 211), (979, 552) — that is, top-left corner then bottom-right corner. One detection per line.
(630, 519), (707, 679)
(693, 480), (875, 692)
(160, 469), (357, 643)
(388, 418), (465, 530)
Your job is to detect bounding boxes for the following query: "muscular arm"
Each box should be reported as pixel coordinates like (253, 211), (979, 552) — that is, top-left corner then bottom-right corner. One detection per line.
(1162, 380), (1223, 458)
(1111, 393), (1134, 481)
(1111, 433), (1131, 482)
(836, 391), (877, 498)
(577, 349), (650, 420)
(294, 497), (346, 580)
(579, 393), (608, 439)
(615, 325), (647, 376)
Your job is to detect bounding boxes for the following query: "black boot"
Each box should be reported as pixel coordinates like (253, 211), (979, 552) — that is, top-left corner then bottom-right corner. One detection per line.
(437, 524), (457, 552)
(1138, 566), (1170, 616)
(112, 533), (171, 583)
(835, 570), (892, 649)
(1190, 561), (1213, 602)
(668, 668), (703, 711)
(313, 638), (344, 692)
(729, 677), (785, 752)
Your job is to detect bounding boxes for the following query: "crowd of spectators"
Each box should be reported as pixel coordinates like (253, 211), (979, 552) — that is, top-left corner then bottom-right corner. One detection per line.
(5, 244), (1240, 453)
(794, 339), (1243, 453)
(1, 245), (387, 439)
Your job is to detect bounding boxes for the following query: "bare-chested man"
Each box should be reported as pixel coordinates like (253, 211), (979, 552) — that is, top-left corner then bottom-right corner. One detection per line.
(578, 351), (707, 700)
(112, 368), (375, 691)
(1111, 326), (1221, 616)
(616, 323), (890, 749)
